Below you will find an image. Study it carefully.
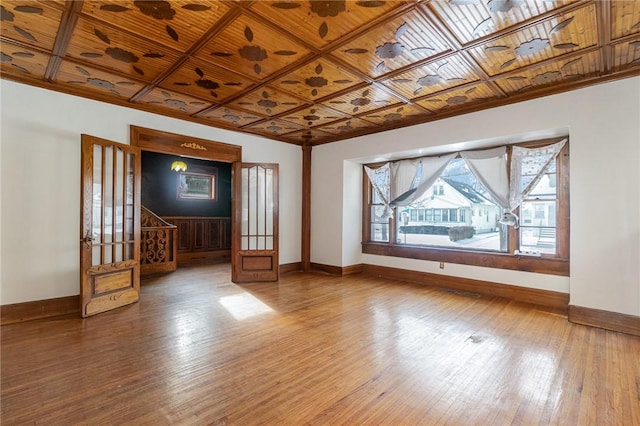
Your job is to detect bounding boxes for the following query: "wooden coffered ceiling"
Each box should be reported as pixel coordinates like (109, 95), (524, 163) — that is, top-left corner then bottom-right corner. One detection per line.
(1, 1), (639, 145)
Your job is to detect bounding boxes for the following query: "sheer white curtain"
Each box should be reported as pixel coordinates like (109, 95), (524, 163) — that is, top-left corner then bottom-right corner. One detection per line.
(364, 163), (392, 220)
(459, 146), (510, 210)
(391, 153), (457, 206)
(509, 139), (567, 209)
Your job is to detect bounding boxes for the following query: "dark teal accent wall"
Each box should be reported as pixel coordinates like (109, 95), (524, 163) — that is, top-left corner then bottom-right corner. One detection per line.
(141, 151), (231, 217)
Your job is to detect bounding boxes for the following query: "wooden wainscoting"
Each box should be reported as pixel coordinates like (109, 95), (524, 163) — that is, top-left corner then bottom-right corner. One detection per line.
(162, 216), (231, 265)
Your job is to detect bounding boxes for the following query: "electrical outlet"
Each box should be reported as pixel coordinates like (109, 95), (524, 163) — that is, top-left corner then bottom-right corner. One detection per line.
(439, 262), (445, 269)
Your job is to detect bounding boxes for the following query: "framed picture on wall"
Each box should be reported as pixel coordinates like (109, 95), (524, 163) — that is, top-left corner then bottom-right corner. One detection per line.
(178, 171), (216, 200)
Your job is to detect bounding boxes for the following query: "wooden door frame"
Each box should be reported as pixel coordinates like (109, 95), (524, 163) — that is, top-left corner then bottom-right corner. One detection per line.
(130, 126), (242, 270)
(130, 126), (242, 163)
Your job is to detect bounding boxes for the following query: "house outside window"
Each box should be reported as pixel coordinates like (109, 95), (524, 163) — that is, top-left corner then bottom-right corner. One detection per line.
(362, 138), (569, 276)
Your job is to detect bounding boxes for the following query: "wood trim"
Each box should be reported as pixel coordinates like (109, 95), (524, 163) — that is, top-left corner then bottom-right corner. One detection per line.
(569, 305), (640, 337)
(177, 250), (231, 266)
(280, 262), (303, 274)
(310, 263), (365, 276)
(301, 145), (312, 272)
(363, 264), (569, 311)
(1, 296), (80, 325)
(363, 242), (570, 276)
(130, 126), (242, 163)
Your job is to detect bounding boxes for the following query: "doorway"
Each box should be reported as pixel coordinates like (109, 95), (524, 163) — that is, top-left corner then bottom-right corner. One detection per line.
(141, 150), (233, 267)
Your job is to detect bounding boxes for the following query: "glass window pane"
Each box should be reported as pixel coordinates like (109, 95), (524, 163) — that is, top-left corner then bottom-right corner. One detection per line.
(371, 223), (389, 242)
(241, 167), (249, 237)
(257, 167), (266, 236)
(92, 146), (102, 245)
(248, 167), (257, 237)
(266, 169), (274, 236)
(92, 245), (101, 266)
(396, 158), (504, 252)
(103, 147), (113, 245)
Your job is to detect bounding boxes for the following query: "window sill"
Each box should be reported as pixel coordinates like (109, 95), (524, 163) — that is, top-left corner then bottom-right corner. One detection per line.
(362, 242), (569, 276)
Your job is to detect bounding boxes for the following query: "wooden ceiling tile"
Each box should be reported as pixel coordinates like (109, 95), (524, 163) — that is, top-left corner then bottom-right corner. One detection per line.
(282, 128), (335, 145)
(612, 38), (640, 73)
(243, 119), (305, 137)
(331, 9), (451, 78)
(272, 59), (365, 102)
(427, 0), (579, 46)
(249, 0), (405, 49)
(494, 51), (601, 94)
(159, 58), (256, 103)
(359, 103), (427, 126)
(194, 13), (311, 81)
(226, 86), (305, 117)
(0, 44), (49, 80)
(66, 17), (180, 82)
(136, 87), (213, 115)
(380, 53), (480, 99)
(279, 105), (348, 128)
(320, 84), (404, 115)
(80, 0), (231, 51)
(611, 0), (640, 40)
(0, 1), (64, 51)
(467, 3), (598, 76)
(198, 106), (265, 128)
(54, 60), (146, 99)
(314, 117), (376, 136)
(415, 82), (500, 113)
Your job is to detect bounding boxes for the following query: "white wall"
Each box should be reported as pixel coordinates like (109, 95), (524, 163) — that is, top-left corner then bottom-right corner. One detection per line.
(312, 77), (640, 317)
(0, 80), (302, 304)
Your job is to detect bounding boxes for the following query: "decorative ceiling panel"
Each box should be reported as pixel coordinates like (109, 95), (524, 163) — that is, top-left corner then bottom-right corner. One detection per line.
(273, 59), (365, 102)
(331, 9), (451, 78)
(1, 1), (639, 145)
(227, 86), (305, 116)
(283, 128), (335, 145)
(611, 0), (640, 40)
(79, 0), (231, 51)
(494, 51), (601, 94)
(612, 38), (640, 72)
(0, 44), (49, 80)
(380, 53), (481, 99)
(320, 84), (404, 115)
(427, 0), (580, 45)
(193, 13), (311, 80)
(136, 87), (213, 115)
(197, 106), (265, 128)
(359, 103), (427, 126)
(159, 58), (256, 103)
(467, 4), (598, 76)
(278, 105), (348, 128)
(314, 117), (377, 136)
(66, 17), (180, 82)
(249, 0), (406, 49)
(415, 82), (500, 113)
(243, 119), (305, 137)
(0, 1), (64, 52)
(54, 60), (146, 99)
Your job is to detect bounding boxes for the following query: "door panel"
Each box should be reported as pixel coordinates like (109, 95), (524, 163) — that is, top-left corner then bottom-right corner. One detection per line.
(232, 163), (279, 282)
(81, 134), (141, 317)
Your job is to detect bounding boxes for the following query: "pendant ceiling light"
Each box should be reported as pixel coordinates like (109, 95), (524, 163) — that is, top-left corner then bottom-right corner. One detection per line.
(170, 160), (187, 172)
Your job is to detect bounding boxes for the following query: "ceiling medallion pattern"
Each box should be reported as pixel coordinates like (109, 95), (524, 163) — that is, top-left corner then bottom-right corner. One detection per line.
(0, 0), (638, 145)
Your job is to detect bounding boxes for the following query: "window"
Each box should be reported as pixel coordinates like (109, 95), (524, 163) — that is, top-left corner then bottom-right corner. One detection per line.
(362, 137), (569, 276)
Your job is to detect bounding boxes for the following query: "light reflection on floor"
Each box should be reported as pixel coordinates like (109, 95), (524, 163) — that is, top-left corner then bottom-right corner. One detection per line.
(219, 292), (275, 321)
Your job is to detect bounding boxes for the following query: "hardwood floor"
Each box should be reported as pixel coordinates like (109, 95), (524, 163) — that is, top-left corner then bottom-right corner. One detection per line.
(2, 264), (639, 425)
